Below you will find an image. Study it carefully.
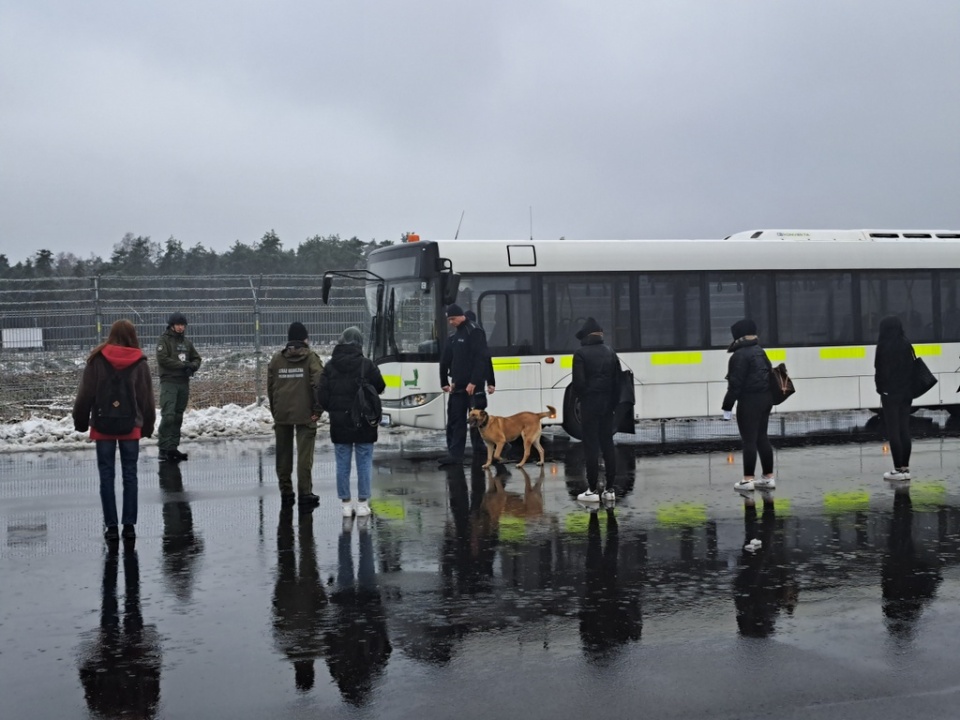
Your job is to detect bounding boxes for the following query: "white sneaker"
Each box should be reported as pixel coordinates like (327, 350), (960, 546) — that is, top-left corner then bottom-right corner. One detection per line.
(601, 489), (616, 502)
(355, 500), (372, 517)
(341, 501), (354, 517)
(577, 489), (601, 503)
(884, 470), (910, 481)
(754, 475), (776, 490)
(734, 479), (755, 492)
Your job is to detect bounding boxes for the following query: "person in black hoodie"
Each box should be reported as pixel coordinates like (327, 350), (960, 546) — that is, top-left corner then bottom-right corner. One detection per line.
(317, 326), (386, 518)
(874, 315), (915, 480)
(572, 317), (621, 504)
(722, 318), (775, 493)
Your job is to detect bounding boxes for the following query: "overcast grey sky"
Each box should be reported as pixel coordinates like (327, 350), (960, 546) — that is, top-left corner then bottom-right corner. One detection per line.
(1, 1), (958, 262)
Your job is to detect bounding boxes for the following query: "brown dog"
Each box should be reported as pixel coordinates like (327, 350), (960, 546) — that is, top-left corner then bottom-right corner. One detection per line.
(467, 405), (556, 469)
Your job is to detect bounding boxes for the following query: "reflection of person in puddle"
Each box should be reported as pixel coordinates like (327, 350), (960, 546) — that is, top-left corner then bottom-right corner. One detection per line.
(734, 493), (798, 638)
(78, 545), (161, 718)
(325, 514), (391, 706)
(158, 463), (204, 604)
(579, 508), (642, 662)
(882, 488), (942, 644)
(272, 506), (326, 692)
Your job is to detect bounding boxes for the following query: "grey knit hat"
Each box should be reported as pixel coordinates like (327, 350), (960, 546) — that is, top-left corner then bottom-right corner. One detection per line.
(339, 326), (363, 347)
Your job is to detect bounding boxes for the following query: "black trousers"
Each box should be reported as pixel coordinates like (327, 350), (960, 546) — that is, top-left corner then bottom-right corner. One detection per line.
(446, 392), (484, 459)
(735, 393), (774, 477)
(581, 397), (616, 491)
(881, 394), (912, 469)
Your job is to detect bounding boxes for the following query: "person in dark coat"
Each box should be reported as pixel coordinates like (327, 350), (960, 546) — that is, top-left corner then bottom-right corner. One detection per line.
(571, 317), (621, 503)
(317, 326), (386, 518)
(73, 319), (156, 542)
(874, 315), (915, 480)
(438, 304), (490, 465)
(722, 319), (775, 492)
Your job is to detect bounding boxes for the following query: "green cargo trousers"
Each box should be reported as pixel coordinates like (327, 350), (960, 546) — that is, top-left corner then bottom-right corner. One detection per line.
(158, 381), (190, 451)
(274, 423), (317, 496)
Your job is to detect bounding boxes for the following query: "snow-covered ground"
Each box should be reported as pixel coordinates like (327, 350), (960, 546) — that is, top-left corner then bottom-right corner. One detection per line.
(1, 403), (282, 453)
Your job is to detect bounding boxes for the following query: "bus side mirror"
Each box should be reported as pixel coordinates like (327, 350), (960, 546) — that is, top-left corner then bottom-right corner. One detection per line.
(441, 273), (460, 306)
(376, 283), (384, 313)
(322, 274), (332, 304)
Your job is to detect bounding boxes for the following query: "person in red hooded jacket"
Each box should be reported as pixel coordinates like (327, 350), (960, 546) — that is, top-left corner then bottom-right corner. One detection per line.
(73, 319), (156, 542)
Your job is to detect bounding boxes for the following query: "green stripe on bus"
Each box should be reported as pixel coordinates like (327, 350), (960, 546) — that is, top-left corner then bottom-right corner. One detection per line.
(382, 374), (401, 388)
(650, 351), (703, 365)
(914, 344), (941, 357)
(492, 358), (521, 370)
(765, 349), (786, 362)
(819, 347), (866, 360)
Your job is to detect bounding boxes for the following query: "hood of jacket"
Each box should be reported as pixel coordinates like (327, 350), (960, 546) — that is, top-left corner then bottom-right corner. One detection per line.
(728, 335), (759, 353)
(281, 340), (311, 362)
(579, 334), (605, 348)
(331, 343), (364, 373)
(100, 344), (145, 370)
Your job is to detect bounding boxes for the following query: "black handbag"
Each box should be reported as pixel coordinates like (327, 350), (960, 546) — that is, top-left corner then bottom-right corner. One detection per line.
(910, 356), (937, 399)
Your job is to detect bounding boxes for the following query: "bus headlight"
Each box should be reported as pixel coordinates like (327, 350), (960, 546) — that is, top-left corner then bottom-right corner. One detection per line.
(381, 393), (441, 409)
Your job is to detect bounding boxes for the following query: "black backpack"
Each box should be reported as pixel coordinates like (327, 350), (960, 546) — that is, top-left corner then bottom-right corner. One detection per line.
(350, 361), (382, 429)
(94, 357), (137, 435)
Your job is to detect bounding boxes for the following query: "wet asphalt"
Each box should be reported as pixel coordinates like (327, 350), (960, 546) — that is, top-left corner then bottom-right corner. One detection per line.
(2, 432), (960, 720)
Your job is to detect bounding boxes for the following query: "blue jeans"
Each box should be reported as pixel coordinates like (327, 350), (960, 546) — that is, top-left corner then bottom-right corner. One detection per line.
(96, 439), (140, 527)
(334, 443), (373, 501)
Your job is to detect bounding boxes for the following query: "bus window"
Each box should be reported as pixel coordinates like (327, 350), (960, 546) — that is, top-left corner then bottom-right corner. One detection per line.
(457, 275), (533, 353)
(707, 272), (770, 346)
(638, 273), (701, 350)
(542, 275), (631, 351)
(860, 271), (934, 342)
(387, 280), (437, 357)
(776, 272), (854, 346)
(941, 272), (960, 342)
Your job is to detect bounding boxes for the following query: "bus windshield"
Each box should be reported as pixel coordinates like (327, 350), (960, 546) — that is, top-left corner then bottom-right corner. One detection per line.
(380, 279), (438, 361)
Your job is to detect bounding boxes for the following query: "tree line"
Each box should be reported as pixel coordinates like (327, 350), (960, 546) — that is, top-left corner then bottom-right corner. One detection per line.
(0, 231), (396, 278)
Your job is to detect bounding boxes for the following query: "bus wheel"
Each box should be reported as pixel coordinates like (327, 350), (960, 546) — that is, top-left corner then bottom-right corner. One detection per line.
(562, 386), (583, 440)
(947, 405), (960, 418)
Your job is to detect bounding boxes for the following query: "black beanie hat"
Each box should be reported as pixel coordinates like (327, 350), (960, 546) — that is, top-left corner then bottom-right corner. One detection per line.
(167, 312), (188, 327)
(730, 318), (757, 340)
(575, 317), (603, 340)
(287, 321), (309, 342)
(445, 303), (464, 317)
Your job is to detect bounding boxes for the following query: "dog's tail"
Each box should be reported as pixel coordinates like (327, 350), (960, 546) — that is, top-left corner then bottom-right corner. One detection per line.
(539, 405), (557, 420)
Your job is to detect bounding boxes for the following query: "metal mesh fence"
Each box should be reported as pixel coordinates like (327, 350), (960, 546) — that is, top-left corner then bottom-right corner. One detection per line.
(0, 275), (368, 421)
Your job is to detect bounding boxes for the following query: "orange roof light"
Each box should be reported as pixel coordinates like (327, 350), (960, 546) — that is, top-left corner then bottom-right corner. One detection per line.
(406, 232), (420, 242)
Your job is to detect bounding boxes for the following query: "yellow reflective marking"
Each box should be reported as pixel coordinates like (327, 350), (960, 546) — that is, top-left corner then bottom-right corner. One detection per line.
(370, 499), (405, 519)
(819, 347), (866, 360)
(650, 351), (703, 365)
(656, 502), (707, 528)
(765, 349), (786, 362)
(560, 356), (573, 369)
(914, 344), (941, 357)
(492, 358), (520, 371)
(382, 374), (401, 388)
(823, 490), (869, 515)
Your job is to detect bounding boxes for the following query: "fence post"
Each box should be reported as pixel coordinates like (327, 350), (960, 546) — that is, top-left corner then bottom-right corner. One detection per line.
(249, 276), (262, 405)
(93, 276), (103, 341)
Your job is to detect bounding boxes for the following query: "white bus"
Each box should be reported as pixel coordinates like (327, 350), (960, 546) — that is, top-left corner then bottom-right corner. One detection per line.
(323, 229), (960, 439)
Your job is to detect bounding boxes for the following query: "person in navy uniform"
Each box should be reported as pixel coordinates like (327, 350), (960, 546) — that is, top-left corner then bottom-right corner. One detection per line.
(438, 304), (490, 465)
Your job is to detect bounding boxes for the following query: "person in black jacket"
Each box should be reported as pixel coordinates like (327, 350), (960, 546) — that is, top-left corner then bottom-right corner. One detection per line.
(875, 315), (915, 481)
(438, 304), (490, 466)
(572, 317), (621, 503)
(722, 319), (775, 492)
(317, 327), (386, 518)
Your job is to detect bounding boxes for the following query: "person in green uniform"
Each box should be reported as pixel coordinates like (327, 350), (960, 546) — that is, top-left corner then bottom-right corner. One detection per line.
(267, 322), (324, 507)
(155, 312), (202, 462)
